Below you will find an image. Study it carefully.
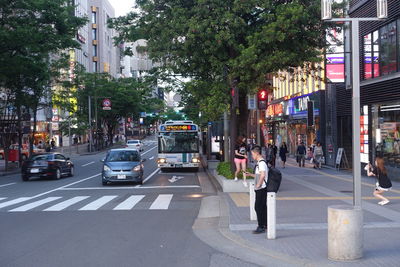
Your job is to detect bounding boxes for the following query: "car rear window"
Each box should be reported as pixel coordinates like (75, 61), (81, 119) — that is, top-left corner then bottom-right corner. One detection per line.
(106, 150), (140, 162)
(30, 154), (52, 161)
(127, 140), (139, 144)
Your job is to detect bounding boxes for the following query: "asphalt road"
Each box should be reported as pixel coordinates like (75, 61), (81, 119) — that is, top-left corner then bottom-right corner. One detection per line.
(0, 136), (243, 267)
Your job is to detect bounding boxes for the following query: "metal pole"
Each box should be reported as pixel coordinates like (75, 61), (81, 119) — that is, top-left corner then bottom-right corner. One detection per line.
(267, 192), (276, 239)
(351, 20), (362, 207)
(223, 111), (229, 162)
(95, 95), (98, 150)
(88, 96), (92, 153)
(256, 109), (260, 145)
(68, 117), (72, 155)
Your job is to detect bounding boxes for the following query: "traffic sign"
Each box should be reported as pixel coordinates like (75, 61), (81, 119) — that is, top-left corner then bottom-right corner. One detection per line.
(102, 98), (112, 110)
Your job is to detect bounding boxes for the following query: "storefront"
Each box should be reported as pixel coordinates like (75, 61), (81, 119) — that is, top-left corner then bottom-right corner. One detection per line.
(371, 101), (400, 173)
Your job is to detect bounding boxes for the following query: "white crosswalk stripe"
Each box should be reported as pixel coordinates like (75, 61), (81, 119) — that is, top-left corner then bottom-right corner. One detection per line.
(44, 196), (90, 211)
(149, 194), (173, 210)
(0, 197), (31, 209)
(79, 196), (118, 211)
(0, 197), (7, 202)
(9, 197), (62, 212)
(113, 195), (145, 210)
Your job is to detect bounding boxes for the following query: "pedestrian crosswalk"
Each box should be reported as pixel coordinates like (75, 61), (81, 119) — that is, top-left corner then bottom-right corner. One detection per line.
(0, 194), (180, 213)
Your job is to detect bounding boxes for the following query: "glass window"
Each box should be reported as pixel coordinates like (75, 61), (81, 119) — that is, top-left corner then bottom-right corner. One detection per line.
(30, 154), (52, 161)
(363, 34), (372, 79)
(55, 154), (65, 160)
(158, 132), (199, 153)
(92, 29), (97, 40)
(373, 30), (380, 77)
(93, 45), (97, 57)
(93, 62), (97, 72)
(380, 22), (397, 76)
(91, 12), (96, 24)
(106, 150), (140, 162)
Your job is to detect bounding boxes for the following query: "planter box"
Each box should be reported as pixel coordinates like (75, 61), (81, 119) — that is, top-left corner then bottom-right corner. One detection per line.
(213, 170), (254, 193)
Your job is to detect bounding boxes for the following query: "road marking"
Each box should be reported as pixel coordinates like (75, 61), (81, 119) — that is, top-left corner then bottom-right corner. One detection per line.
(168, 175), (184, 183)
(82, 161), (95, 167)
(0, 197), (6, 201)
(0, 182), (16, 188)
(59, 185), (201, 190)
(79, 195), (117, 211)
(9, 197), (62, 212)
(0, 197), (32, 209)
(29, 173), (101, 199)
(44, 196), (90, 211)
(149, 194), (173, 210)
(141, 168), (160, 184)
(113, 195), (145, 210)
(141, 146), (157, 156)
(149, 156), (154, 160)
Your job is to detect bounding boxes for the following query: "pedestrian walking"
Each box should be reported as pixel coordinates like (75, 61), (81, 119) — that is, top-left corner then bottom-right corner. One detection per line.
(296, 142), (306, 167)
(313, 142), (324, 169)
(279, 142), (288, 168)
(244, 145), (268, 234)
(234, 136), (248, 187)
(367, 157), (392, 205)
(265, 144), (273, 166)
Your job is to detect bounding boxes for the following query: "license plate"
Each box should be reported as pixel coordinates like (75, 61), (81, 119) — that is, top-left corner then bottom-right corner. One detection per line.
(30, 168), (39, 173)
(175, 164), (183, 168)
(117, 174), (126, 179)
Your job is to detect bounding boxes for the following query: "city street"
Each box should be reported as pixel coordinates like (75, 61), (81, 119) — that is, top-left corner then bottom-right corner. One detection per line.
(0, 137), (233, 267)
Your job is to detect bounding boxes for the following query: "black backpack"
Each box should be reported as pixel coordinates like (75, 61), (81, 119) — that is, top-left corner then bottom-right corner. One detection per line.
(254, 160), (282, 193)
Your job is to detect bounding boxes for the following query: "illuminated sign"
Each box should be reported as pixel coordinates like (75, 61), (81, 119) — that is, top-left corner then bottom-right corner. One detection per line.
(267, 104), (283, 117)
(164, 125), (197, 131)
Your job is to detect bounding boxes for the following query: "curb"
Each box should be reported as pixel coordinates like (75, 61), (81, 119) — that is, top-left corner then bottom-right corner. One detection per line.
(0, 170), (20, 177)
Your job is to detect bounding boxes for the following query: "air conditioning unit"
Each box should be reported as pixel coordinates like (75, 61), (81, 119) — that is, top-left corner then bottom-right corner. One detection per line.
(321, 0), (332, 20)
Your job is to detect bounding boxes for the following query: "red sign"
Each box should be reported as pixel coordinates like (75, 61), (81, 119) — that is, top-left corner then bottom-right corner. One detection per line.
(267, 104), (283, 117)
(258, 89), (268, 101)
(102, 98), (111, 110)
(326, 64), (344, 82)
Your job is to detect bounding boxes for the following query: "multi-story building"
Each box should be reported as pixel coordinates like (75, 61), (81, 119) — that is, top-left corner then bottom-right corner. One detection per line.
(88, 0), (118, 77)
(346, 0), (400, 179)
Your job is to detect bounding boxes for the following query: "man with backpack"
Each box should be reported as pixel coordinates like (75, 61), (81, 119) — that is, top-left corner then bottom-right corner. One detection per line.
(245, 145), (269, 234)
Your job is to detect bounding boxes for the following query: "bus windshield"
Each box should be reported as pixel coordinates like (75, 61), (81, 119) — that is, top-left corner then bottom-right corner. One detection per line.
(158, 132), (199, 153)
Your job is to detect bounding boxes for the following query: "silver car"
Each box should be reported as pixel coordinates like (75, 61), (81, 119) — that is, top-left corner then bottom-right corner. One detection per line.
(126, 140), (143, 152)
(101, 149), (145, 185)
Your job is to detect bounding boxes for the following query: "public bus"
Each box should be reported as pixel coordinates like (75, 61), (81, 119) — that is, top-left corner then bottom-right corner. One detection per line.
(157, 120), (200, 171)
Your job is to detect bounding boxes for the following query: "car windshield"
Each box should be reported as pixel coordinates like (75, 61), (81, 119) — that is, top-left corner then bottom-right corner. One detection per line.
(158, 132), (199, 153)
(106, 150), (140, 162)
(127, 140), (139, 144)
(30, 154), (52, 161)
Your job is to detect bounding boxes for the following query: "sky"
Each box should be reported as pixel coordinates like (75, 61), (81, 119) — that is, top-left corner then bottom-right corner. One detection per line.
(108, 0), (135, 17)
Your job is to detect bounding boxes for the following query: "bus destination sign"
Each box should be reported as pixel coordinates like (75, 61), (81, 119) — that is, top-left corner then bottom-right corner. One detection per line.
(164, 125), (197, 131)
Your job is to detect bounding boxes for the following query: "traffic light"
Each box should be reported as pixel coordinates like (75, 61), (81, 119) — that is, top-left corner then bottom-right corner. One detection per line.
(257, 89), (268, 110)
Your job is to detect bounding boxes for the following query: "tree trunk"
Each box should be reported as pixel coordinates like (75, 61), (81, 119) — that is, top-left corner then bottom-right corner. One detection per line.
(16, 104), (23, 166)
(29, 104), (38, 157)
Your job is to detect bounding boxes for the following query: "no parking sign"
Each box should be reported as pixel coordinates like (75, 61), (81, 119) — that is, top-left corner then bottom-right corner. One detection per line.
(102, 98), (111, 110)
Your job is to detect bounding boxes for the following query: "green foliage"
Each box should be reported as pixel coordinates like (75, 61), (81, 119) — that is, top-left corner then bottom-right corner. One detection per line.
(217, 161), (252, 180)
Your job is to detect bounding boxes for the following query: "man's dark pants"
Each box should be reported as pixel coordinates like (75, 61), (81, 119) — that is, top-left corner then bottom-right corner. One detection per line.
(255, 187), (268, 228)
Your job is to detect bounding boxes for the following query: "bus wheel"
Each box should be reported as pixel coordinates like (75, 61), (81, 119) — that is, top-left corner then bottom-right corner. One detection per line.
(192, 167), (199, 172)
(160, 168), (169, 173)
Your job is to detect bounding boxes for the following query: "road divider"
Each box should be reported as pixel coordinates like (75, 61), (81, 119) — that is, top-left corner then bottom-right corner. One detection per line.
(0, 182), (16, 188)
(141, 168), (160, 184)
(82, 161), (95, 167)
(141, 146), (157, 156)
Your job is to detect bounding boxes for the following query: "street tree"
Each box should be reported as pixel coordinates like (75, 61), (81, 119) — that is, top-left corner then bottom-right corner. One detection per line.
(110, 0), (328, 166)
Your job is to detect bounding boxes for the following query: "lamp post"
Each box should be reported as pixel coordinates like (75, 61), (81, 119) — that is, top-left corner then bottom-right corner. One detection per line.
(321, 0), (387, 261)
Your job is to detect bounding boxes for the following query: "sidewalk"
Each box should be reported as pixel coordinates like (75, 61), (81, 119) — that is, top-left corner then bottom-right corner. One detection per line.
(207, 157), (400, 266)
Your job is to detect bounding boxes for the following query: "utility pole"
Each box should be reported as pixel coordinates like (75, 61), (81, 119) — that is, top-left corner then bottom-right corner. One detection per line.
(88, 96), (93, 152)
(224, 111), (229, 162)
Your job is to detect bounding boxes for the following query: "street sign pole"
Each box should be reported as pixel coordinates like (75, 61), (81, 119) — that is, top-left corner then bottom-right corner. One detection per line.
(88, 96), (92, 153)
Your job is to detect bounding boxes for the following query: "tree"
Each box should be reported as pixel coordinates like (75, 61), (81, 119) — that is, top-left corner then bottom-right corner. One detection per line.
(0, 0), (87, 165)
(110, 0), (328, 165)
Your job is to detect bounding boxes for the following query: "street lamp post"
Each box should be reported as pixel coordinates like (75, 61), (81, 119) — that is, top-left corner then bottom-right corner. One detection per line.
(322, 0), (387, 261)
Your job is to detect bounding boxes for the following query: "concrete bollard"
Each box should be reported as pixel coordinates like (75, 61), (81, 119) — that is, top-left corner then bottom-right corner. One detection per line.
(267, 192), (276, 239)
(249, 183), (257, 221)
(328, 205), (363, 261)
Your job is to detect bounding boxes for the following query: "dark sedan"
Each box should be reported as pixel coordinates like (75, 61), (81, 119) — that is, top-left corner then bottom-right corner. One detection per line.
(102, 149), (145, 185)
(21, 153), (74, 181)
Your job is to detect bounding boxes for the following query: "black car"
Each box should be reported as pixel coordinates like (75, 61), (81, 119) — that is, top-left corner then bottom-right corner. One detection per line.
(21, 153), (74, 181)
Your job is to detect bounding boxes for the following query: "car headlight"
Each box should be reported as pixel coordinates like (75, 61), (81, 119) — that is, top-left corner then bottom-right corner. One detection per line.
(133, 165), (141, 172)
(158, 158), (166, 163)
(103, 165), (111, 172)
(191, 158), (200, 163)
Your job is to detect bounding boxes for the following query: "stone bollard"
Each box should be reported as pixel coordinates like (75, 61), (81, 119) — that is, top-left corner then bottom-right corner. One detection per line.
(249, 183), (256, 221)
(267, 192), (276, 239)
(328, 205), (363, 261)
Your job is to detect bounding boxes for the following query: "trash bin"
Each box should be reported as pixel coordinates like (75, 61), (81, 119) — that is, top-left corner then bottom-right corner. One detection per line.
(8, 149), (19, 162)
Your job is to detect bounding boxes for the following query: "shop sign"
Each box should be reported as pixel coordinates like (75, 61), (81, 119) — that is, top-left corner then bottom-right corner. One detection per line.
(52, 123), (59, 131)
(360, 105), (369, 163)
(247, 94), (256, 110)
(290, 93), (320, 115)
(267, 103), (283, 117)
(102, 98), (112, 110)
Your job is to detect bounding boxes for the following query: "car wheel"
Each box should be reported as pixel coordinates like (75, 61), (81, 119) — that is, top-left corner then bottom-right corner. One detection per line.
(102, 180), (107, 186)
(55, 168), (61, 180)
(69, 166), (74, 177)
(22, 175), (29, 181)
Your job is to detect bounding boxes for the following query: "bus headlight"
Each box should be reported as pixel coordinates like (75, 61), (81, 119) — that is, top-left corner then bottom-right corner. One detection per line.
(191, 158), (200, 163)
(158, 158), (166, 164)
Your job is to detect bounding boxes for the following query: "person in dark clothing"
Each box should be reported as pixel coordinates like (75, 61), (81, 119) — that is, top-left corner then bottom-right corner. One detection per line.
(270, 143), (278, 168)
(367, 157), (392, 205)
(279, 142), (288, 168)
(265, 144), (273, 165)
(234, 136), (248, 187)
(296, 142), (307, 167)
(244, 145), (268, 234)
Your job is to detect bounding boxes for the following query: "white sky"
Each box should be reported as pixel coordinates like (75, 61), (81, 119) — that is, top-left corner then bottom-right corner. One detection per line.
(108, 0), (135, 17)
